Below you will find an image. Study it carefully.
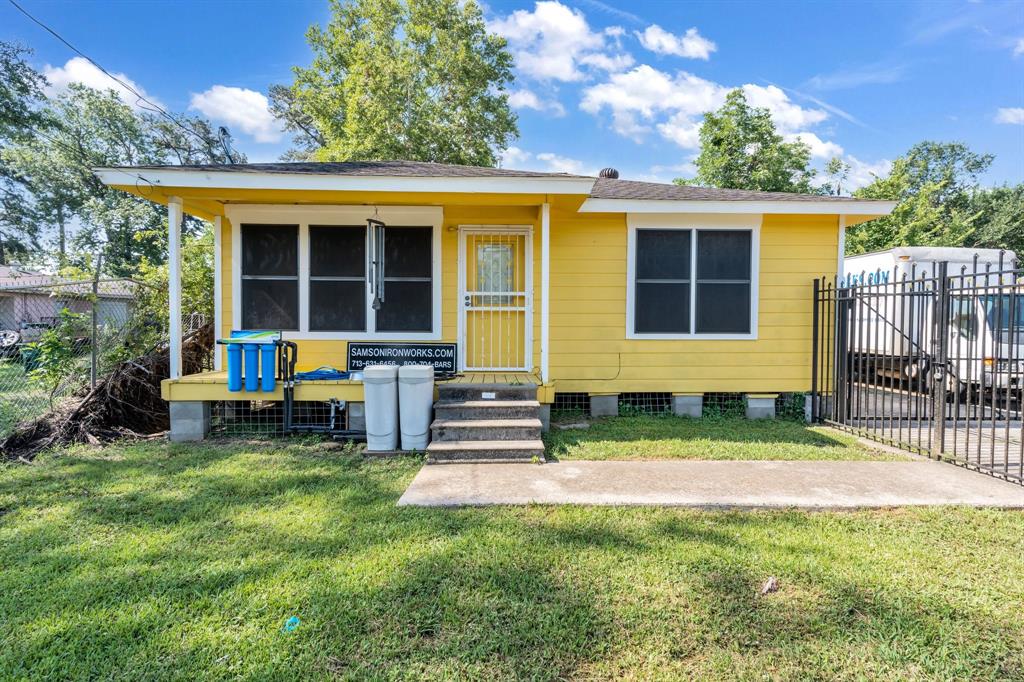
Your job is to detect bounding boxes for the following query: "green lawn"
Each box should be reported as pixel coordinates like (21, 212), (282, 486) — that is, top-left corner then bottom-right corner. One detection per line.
(545, 415), (907, 461)
(2, 440), (1022, 680)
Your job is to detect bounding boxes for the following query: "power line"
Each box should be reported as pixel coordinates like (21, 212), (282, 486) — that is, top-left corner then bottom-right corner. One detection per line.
(6, 0), (217, 152)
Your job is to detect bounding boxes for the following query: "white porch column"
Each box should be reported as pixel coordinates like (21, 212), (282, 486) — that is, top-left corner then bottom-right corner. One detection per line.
(168, 196), (183, 379)
(540, 202), (550, 383)
(212, 215), (223, 371)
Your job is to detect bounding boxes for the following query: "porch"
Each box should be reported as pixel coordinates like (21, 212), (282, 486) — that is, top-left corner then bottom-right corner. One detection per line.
(160, 370), (553, 403)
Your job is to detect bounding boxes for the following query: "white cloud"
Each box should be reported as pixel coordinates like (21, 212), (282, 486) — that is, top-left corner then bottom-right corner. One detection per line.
(580, 65), (828, 148)
(636, 25), (716, 60)
(995, 107), (1024, 124)
(499, 147), (594, 175)
(845, 155), (892, 190)
(806, 62), (907, 91)
(189, 86), (283, 143)
(508, 89), (566, 116)
(488, 1), (631, 81)
(1014, 38), (1024, 56)
(43, 57), (163, 111)
(785, 132), (844, 159)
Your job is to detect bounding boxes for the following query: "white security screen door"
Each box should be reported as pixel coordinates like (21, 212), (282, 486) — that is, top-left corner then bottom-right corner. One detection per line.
(459, 227), (532, 371)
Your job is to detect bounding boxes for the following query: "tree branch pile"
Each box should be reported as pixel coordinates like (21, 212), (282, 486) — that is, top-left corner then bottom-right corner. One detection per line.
(1, 324), (213, 461)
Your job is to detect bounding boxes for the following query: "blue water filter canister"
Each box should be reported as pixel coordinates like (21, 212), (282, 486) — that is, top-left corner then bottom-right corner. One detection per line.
(226, 343), (243, 392)
(260, 343), (277, 392)
(243, 344), (260, 392)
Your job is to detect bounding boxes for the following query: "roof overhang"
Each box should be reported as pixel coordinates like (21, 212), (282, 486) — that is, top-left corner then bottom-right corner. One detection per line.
(93, 167), (597, 196)
(578, 198), (898, 216)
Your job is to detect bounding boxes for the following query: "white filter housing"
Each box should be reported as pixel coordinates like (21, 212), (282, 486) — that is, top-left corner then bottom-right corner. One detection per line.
(398, 364), (434, 451)
(363, 365), (398, 451)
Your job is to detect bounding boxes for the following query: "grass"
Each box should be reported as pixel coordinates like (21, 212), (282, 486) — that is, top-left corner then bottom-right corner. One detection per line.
(544, 415), (908, 461)
(2, 440), (1022, 680)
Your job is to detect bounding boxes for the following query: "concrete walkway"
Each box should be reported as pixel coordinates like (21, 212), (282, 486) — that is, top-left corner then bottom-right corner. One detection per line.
(397, 460), (1024, 509)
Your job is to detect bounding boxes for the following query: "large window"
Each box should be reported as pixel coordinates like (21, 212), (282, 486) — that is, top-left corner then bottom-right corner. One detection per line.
(241, 224), (299, 330)
(631, 226), (754, 337)
(309, 225), (366, 332)
(237, 219), (435, 336)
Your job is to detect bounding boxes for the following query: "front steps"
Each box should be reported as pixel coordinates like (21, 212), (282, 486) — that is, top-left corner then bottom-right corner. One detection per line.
(427, 383), (544, 463)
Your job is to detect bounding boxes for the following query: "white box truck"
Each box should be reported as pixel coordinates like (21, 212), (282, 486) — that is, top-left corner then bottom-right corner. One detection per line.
(843, 247), (1021, 394)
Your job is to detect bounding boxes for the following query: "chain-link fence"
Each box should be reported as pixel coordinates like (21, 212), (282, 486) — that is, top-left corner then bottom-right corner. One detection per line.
(0, 276), (202, 438)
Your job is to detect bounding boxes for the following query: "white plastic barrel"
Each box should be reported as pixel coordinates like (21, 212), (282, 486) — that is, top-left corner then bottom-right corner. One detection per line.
(398, 365), (434, 451)
(363, 365), (398, 451)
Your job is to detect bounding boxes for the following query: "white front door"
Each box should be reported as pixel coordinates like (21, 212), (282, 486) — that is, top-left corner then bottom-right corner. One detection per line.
(458, 227), (533, 371)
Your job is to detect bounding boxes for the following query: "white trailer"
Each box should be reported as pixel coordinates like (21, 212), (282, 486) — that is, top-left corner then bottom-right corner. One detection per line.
(843, 247), (1021, 393)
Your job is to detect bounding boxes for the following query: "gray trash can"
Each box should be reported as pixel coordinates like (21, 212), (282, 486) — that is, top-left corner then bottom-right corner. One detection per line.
(398, 365), (434, 451)
(363, 365), (398, 451)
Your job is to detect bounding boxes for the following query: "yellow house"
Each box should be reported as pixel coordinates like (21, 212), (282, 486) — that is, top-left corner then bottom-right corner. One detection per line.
(95, 161), (894, 453)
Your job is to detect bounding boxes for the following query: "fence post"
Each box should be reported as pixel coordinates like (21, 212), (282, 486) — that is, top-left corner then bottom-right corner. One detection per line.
(811, 278), (820, 422)
(90, 271), (99, 389)
(930, 261), (949, 456)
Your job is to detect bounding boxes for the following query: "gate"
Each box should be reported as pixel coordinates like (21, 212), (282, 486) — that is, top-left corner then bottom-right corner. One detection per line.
(811, 255), (1023, 483)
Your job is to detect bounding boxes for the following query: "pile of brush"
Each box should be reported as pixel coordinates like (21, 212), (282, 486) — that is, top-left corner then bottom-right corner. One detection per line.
(1, 324), (213, 462)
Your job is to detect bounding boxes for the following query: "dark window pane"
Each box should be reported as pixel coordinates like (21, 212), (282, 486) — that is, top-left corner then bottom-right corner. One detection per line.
(697, 230), (751, 280)
(310, 281), (365, 331)
(241, 224), (298, 276)
(637, 229), (690, 280)
(310, 225), (365, 277)
(384, 227), (432, 278)
(635, 282), (689, 333)
(696, 283), (750, 333)
(242, 279), (298, 330)
(376, 281), (432, 332)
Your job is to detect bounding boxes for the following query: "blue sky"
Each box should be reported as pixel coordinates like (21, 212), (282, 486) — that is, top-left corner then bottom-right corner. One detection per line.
(2, 0), (1022, 190)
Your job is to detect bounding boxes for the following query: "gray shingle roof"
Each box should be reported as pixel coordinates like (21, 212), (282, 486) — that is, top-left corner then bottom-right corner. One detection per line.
(109, 160), (591, 179)
(590, 178), (857, 202)
(99, 161), (886, 204)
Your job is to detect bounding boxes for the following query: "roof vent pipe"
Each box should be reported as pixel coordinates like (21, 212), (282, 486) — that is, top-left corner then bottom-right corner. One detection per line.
(598, 167), (619, 179)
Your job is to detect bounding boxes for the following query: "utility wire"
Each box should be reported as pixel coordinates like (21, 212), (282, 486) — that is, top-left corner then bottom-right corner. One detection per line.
(7, 0), (217, 152)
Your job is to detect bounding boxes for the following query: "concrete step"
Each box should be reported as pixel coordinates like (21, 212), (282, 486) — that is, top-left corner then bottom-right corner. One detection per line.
(426, 439), (545, 463)
(431, 418), (542, 442)
(436, 383), (537, 402)
(434, 400), (540, 420)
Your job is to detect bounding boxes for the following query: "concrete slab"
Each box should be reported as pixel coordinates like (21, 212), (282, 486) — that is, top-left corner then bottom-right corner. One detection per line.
(397, 460), (1024, 509)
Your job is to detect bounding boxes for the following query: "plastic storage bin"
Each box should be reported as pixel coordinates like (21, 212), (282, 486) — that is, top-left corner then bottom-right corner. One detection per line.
(363, 365), (398, 451)
(226, 344), (242, 392)
(398, 365), (434, 451)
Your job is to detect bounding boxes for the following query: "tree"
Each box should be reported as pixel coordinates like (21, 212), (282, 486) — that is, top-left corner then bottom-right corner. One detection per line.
(965, 184), (1024, 256)
(676, 89), (817, 193)
(0, 41), (49, 264)
(846, 141), (994, 254)
(820, 156), (851, 196)
(271, 0), (518, 165)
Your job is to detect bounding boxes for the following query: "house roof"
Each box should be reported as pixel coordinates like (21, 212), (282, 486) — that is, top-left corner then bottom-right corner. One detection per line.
(102, 160), (592, 179)
(93, 160), (897, 217)
(590, 178), (861, 203)
(0, 266), (138, 299)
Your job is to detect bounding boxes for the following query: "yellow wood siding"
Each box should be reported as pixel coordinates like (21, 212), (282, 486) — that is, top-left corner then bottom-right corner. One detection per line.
(208, 198), (838, 399)
(547, 211), (837, 394)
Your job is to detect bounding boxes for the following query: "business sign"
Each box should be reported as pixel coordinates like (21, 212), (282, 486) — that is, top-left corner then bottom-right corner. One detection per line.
(347, 342), (457, 374)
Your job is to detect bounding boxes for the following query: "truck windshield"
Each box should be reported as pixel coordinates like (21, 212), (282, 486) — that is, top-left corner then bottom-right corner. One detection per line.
(982, 295), (1024, 331)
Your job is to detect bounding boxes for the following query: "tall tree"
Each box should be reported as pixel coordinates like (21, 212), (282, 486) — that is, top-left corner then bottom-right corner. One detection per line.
(271, 0), (518, 165)
(676, 89), (816, 193)
(965, 184), (1024, 256)
(846, 141), (994, 254)
(0, 41), (49, 264)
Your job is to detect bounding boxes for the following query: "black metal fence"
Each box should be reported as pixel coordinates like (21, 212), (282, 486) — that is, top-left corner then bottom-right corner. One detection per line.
(811, 255), (1023, 483)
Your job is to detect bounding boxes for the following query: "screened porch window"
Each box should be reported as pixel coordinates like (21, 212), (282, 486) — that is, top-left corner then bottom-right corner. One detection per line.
(309, 225), (366, 332)
(632, 228), (753, 337)
(241, 224), (299, 330)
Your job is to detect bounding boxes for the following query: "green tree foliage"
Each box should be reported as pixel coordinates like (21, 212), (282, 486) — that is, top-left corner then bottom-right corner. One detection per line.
(964, 184), (1024, 256)
(0, 42), (49, 263)
(846, 142), (995, 254)
(272, 0), (518, 165)
(676, 89), (816, 193)
(820, 156), (851, 196)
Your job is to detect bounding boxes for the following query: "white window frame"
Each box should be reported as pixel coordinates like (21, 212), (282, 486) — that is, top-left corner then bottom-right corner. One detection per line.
(226, 204), (443, 341)
(626, 213), (761, 340)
